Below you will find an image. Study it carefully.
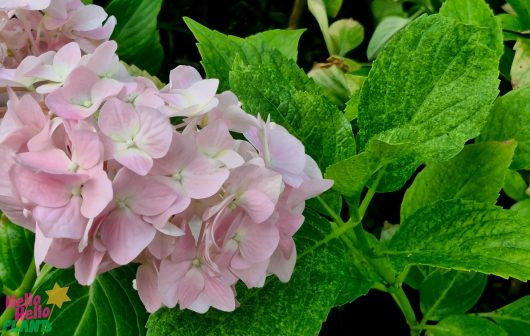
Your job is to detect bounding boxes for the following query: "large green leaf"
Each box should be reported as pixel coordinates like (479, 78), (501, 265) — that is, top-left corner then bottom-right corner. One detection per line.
(146, 211), (377, 336)
(229, 52), (355, 168)
(440, 0), (503, 56)
(401, 141), (516, 221)
(106, 0), (164, 74)
(484, 296), (530, 335)
(479, 86), (530, 169)
(357, 14), (501, 191)
(184, 18), (304, 91)
(0, 215), (34, 291)
(19, 266), (148, 336)
(386, 199), (530, 281)
(431, 315), (508, 336)
(419, 270), (487, 321)
(507, 0), (530, 29)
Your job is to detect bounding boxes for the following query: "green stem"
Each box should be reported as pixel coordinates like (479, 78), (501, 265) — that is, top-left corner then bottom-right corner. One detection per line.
(2, 287), (16, 297)
(317, 196), (345, 226)
(358, 170), (383, 220)
(0, 259), (37, 329)
(390, 287), (418, 329)
(288, 0), (306, 29)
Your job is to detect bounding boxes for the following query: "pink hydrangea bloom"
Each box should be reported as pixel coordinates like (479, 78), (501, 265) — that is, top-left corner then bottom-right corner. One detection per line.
(0, 2), (333, 316)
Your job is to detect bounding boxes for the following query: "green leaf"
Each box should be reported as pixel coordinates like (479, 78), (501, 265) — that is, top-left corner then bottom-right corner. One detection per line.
(401, 141), (516, 221)
(431, 315), (508, 336)
(358, 14), (502, 192)
(386, 199), (530, 281)
(404, 266), (435, 290)
(308, 0), (333, 55)
(511, 38), (530, 89)
(370, 0), (406, 24)
(504, 169), (529, 201)
(511, 198), (530, 219)
(479, 86), (530, 169)
(440, 0), (503, 56)
(19, 266), (148, 336)
(184, 18), (304, 91)
(366, 16), (409, 60)
(507, 0), (530, 29)
(246, 29), (305, 62)
(329, 18), (364, 56)
(485, 296), (530, 335)
(229, 51), (355, 168)
(324, 0), (342, 18)
(0, 215), (34, 290)
(106, 0), (164, 74)
(146, 211), (376, 336)
(419, 270), (487, 321)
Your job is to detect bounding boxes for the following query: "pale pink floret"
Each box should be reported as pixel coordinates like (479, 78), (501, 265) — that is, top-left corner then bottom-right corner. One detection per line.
(158, 227), (236, 313)
(245, 116), (307, 188)
(98, 168), (176, 265)
(0, 0), (51, 10)
(45, 66), (123, 120)
(98, 98), (173, 175)
(194, 122), (244, 169)
(159, 65), (219, 117)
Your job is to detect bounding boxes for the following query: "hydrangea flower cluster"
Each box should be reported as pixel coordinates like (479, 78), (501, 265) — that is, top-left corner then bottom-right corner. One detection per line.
(0, 0), (115, 69)
(0, 0), (332, 314)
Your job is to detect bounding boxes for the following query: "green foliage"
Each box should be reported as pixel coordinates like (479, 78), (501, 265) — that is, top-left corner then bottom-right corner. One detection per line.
(146, 211), (376, 336)
(0, 215), (34, 290)
(20, 266), (148, 336)
(504, 169), (529, 201)
(328, 18), (364, 56)
(485, 296), (530, 335)
(507, 0), (530, 29)
(357, 13), (502, 191)
(480, 86), (530, 169)
(419, 270), (487, 321)
(106, 0), (164, 74)
(401, 141), (516, 221)
(387, 199), (530, 281)
(431, 315), (508, 336)
(366, 16), (409, 60)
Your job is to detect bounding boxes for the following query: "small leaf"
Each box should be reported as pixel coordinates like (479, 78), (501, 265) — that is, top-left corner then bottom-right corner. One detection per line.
(504, 169), (528, 201)
(184, 18), (304, 91)
(308, 65), (359, 105)
(246, 29), (305, 62)
(324, 0), (343, 18)
(370, 0), (406, 24)
(401, 141), (516, 221)
(308, 0), (333, 55)
(0, 215), (34, 290)
(366, 16), (409, 60)
(386, 199), (530, 281)
(431, 315), (508, 336)
(420, 270), (487, 321)
(329, 18), (364, 56)
(479, 86), (530, 169)
(511, 38), (530, 89)
(507, 0), (530, 29)
(20, 266), (148, 336)
(106, 0), (164, 74)
(511, 198), (530, 219)
(486, 296), (530, 335)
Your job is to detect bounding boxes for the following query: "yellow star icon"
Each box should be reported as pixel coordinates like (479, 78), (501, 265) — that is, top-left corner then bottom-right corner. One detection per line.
(45, 282), (71, 309)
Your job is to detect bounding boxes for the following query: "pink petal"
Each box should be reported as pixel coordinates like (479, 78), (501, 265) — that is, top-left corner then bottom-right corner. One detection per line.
(98, 98), (140, 141)
(33, 196), (86, 239)
(15, 149), (70, 173)
(136, 263), (163, 313)
(177, 268), (205, 309)
(114, 148), (153, 176)
(80, 170), (113, 218)
(201, 277), (236, 312)
(75, 245), (105, 285)
(100, 209), (156, 265)
(158, 259), (192, 308)
(168, 65), (202, 90)
(129, 177), (177, 216)
(70, 130), (102, 169)
(182, 157), (228, 199)
(238, 221), (279, 264)
(239, 189), (276, 223)
(68, 5), (108, 31)
(134, 107), (172, 158)
(267, 245), (297, 282)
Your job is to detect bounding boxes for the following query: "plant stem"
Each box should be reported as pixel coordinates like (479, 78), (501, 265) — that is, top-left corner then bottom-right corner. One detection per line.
(358, 170), (383, 220)
(0, 259), (37, 329)
(390, 287), (418, 329)
(317, 196), (345, 226)
(288, 0), (306, 29)
(2, 286), (16, 296)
